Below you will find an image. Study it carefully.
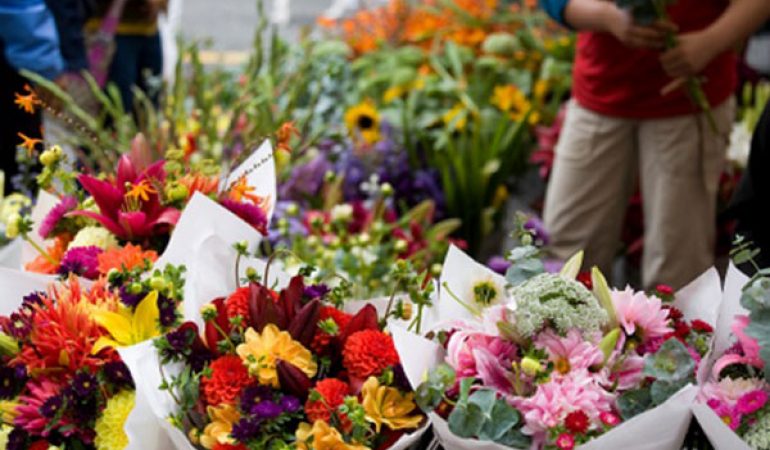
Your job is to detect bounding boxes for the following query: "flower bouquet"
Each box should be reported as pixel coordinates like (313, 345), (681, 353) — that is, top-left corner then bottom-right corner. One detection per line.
(393, 242), (721, 450)
(123, 260), (428, 450)
(13, 140), (275, 280)
(693, 263), (770, 450)
(0, 258), (186, 449)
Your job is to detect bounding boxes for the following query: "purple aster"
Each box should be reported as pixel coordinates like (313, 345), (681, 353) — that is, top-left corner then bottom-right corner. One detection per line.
(71, 372), (97, 398)
(118, 285), (144, 308)
(487, 256), (511, 275)
(165, 327), (194, 355)
(4, 311), (33, 340)
(252, 400), (282, 420)
(58, 246), (103, 279)
(524, 217), (550, 246)
(240, 384), (272, 412)
(303, 284), (330, 300)
(221, 199), (267, 235)
(0, 366), (21, 398)
(231, 417), (262, 441)
(6, 427), (29, 450)
(157, 295), (177, 328)
(279, 395), (301, 414)
(40, 394), (63, 418)
(103, 361), (134, 389)
(38, 195), (78, 239)
(21, 291), (44, 309)
(278, 152), (332, 202)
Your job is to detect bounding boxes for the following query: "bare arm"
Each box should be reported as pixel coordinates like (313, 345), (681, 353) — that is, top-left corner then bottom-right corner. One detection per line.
(563, 0), (670, 49)
(661, 0), (770, 78)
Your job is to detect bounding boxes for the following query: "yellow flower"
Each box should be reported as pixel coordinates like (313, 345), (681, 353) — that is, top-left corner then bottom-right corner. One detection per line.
(125, 179), (157, 202)
(344, 100), (381, 144)
(295, 421), (371, 450)
(236, 324), (317, 388)
(68, 226), (119, 251)
(92, 291), (162, 353)
(0, 399), (19, 423)
(383, 86), (405, 104)
(443, 103), (467, 131)
(200, 404), (240, 449)
(0, 424), (12, 449)
(94, 390), (134, 450)
(491, 85), (527, 113)
(17, 132), (42, 156)
(361, 377), (422, 433)
(533, 79), (549, 103)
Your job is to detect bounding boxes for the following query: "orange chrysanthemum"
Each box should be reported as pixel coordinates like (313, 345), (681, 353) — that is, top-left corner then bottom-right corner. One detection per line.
(13, 278), (112, 373)
(97, 244), (158, 275)
(24, 235), (70, 275)
(179, 173), (219, 199)
(342, 330), (400, 379)
(305, 378), (350, 423)
(201, 355), (252, 406)
(225, 287), (250, 321)
(311, 306), (353, 353)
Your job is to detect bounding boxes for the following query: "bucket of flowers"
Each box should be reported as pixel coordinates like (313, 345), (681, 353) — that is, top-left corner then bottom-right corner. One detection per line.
(392, 228), (721, 450)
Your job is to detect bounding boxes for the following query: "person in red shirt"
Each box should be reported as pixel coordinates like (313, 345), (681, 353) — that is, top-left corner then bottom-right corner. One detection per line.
(541, 0), (770, 289)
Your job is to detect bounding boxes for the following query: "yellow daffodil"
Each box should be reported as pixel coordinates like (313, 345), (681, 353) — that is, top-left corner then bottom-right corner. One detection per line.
(361, 377), (423, 433)
(236, 324), (317, 388)
(92, 291), (162, 353)
(344, 100), (381, 144)
(295, 421), (371, 450)
(200, 404), (240, 449)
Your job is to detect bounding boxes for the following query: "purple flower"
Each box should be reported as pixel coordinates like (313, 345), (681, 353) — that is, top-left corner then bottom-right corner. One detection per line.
(40, 394), (63, 418)
(231, 417), (262, 441)
(278, 152), (332, 202)
(735, 390), (768, 415)
(157, 295), (177, 328)
(71, 372), (97, 398)
(252, 400), (282, 419)
(58, 246), (103, 279)
(103, 361), (134, 388)
(487, 256), (511, 275)
(240, 384), (272, 412)
(6, 427), (29, 450)
(524, 217), (550, 246)
(39, 196), (78, 239)
(221, 199), (267, 235)
(304, 284), (330, 300)
(0, 366), (24, 398)
(118, 285), (144, 308)
(165, 327), (194, 354)
(279, 395), (301, 414)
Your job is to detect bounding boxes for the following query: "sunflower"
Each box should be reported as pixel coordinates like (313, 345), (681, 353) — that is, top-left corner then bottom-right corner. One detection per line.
(344, 100), (381, 144)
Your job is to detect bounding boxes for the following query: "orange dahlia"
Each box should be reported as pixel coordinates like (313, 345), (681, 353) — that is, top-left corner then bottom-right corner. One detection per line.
(311, 306), (353, 353)
(225, 287), (250, 321)
(201, 355), (253, 406)
(24, 235), (69, 275)
(97, 243), (158, 275)
(342, 330), (400, 379)
(305, 378), (350, 423)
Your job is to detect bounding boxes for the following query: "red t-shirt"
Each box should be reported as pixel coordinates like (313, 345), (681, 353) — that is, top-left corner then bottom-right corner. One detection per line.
(573, 0), (737, 119)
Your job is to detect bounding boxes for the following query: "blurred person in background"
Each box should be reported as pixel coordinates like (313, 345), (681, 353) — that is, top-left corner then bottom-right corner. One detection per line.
(0, 0), (64, 193)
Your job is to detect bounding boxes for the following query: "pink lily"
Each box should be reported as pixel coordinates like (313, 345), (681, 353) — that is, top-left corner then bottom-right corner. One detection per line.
(712, 315), (764, 379)
(69, 154), (181, 241)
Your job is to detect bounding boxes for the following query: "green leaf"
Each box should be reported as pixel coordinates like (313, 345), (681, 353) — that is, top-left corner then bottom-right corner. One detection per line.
(448, 403), (485, 438)
(478, 399), (521, 442)
(650, 378), (690, 406)
(506, 258), (544, 287)
(592, 267), (619, 330)
(617, 387), (653, 420)
(468, 389), (496, 415)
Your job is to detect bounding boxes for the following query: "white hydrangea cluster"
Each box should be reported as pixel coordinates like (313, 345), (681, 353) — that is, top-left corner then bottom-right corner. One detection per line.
(509, 273), (608, 338)
(743, 407), (770, 450)
(68, 226), (119, 250)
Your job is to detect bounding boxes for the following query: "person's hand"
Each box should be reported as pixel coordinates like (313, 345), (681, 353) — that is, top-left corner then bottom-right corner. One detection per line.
(606, 8), (675, 49)
(660, 31), (717, 78)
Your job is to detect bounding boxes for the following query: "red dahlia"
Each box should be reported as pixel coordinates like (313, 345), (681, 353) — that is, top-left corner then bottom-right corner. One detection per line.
(564, 410), (590, 434)
(201, 355), (252, 406)
(342, 330), (400, 379)
(305, 378), (350, 423)
(225, 286), (250, 321)
(311, 306), (353, 353)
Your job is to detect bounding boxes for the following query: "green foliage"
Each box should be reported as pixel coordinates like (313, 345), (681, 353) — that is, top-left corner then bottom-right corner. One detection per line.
(416, 363), (456, 411)
(447, 383), (530, 446)
(741, 277), (770, 381)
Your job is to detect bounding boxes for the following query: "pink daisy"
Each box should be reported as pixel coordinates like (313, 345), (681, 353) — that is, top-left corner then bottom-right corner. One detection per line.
(535, 329), (604, 375)
(611, 288), (672, 343)
(15, 378), (74, 437)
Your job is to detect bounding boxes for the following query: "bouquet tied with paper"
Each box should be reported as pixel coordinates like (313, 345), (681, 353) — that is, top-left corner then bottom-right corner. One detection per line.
(394, 237), (722, 450)
(693, 261), (770, 450)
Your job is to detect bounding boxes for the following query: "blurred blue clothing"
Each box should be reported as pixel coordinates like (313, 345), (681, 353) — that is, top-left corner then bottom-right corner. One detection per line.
(540, 0), (570, 27)
(0, 0), (64, 79)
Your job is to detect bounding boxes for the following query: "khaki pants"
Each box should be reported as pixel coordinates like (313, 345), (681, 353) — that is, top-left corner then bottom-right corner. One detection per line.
(543, 99), (734, 290)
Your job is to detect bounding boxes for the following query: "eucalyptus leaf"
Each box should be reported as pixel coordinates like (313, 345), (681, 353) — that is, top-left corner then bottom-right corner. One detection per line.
(506, 258), (544, 287)
(643, 338), (695, 382)
(617, 387), (653, 420)
(478, 400), (521, 442)
(448, 403), (485, 438)
(650, 378), (690, 406)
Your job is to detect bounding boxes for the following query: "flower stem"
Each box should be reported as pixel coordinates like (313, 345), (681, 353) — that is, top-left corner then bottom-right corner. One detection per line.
(23, 235), (56, 266)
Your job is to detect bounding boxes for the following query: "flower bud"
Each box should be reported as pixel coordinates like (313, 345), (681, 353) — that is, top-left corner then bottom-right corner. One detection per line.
(149, 276), (166, 291)
(520, 356), (541, 377)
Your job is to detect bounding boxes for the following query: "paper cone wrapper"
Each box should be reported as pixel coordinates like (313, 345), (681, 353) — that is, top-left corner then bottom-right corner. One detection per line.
(692, 403), (752, 450)
(0, 238), (21, 269)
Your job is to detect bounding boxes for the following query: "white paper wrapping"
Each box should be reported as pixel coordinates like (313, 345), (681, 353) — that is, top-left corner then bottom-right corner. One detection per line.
(221, 140), (277, 220)
(692, 403), (752, 450)
(0, 238), (21, 269)
(0, 267), (55, 315)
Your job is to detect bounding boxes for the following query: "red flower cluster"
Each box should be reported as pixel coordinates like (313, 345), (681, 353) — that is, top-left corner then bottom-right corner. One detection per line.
(564, 410), (589, 434)
(305, 378), (350, 423)
(225, 286), (250, 321)
(311, 306), (353, 353)
(342, 330), (400, 379)
(213, 444), (248, 450)
(201, 355), (253, 405)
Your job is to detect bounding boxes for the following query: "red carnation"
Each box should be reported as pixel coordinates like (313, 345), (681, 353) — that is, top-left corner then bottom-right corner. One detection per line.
(564, 410), (590, 434)
(201, 355), (252, 406)
(311, 306), (353, 353)
(672, 322), (691, 340)
(343, 330), (400, 379)
(225, 286), (250, 321)
(691, 320), (713, 333)
(656, 284), (674, 296)
(305, 378), (350, 423)
(665, 306), (684, 321)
